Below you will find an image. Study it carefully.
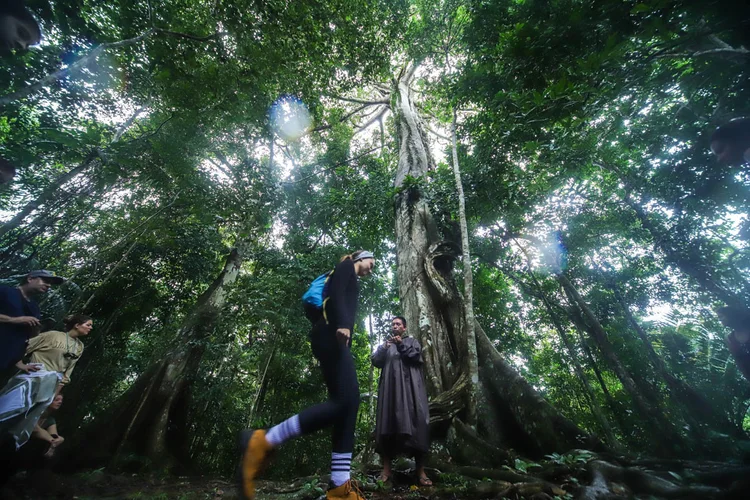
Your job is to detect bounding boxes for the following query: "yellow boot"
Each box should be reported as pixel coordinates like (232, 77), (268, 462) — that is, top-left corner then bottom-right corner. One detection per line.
(238, 429), (273, 499)
(326, 479), (366, 499)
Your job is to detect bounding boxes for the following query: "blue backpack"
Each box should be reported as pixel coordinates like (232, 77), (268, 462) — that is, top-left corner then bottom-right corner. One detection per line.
(302, 270), (333, 321)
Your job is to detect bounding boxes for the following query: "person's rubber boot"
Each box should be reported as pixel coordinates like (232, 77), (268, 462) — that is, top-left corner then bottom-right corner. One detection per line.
(326, 479), (366, 499)
(237, 429), (272, 499)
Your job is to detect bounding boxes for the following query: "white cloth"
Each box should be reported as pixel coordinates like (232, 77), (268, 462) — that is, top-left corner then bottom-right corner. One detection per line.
(0, 370), (61, 448)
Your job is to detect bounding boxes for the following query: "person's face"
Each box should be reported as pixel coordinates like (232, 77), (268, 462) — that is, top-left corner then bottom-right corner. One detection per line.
(391, 318), (405, 335)
(27, 277), (51, 294)
(76, 320), (93, 336)
(0, 13), (40, 52)
(0, 164), (15, 184)
(711, 139), (750, 165)
(49, 395), (63, 410)
(356, 258), (375, 277)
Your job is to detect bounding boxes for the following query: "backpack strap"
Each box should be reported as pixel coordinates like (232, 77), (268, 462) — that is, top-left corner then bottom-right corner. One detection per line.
(322, 269), (334, 324)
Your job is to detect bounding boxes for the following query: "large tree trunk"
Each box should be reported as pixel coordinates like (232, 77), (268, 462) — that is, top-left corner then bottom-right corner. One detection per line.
(527, 272), (620, 447)
(62, 245), (245, 471)
(392, 70), (597, 460)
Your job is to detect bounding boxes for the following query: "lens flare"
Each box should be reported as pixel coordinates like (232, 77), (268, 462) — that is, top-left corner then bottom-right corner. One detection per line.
(538, 231), (568, 273)
(269, 96), (312, 142)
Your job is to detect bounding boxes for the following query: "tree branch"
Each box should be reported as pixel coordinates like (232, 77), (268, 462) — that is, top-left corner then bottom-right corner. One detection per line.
(310, 104), (370, 133)
(286, 146), (383, 184)
(352, 106), (388, 136)
(158, 30), (228, 41)
(325, 94), (390, 106)
(113, 107), (146, 143)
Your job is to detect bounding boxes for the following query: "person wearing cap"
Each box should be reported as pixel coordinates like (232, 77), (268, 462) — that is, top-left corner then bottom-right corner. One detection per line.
(0, 270), (64, 384)
(239, 250), (375, 500)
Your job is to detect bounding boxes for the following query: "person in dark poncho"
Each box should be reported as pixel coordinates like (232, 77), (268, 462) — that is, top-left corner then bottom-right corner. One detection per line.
(239, 250), (375, 500)
(717, 306), (750, 382)
(372, 316), (431, 486)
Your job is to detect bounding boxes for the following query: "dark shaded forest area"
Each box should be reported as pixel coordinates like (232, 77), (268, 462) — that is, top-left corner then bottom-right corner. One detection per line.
(1, 0), (749, 498)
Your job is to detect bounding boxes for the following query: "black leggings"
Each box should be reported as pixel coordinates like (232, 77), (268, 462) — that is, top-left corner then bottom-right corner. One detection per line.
(298, 321), (360, 453)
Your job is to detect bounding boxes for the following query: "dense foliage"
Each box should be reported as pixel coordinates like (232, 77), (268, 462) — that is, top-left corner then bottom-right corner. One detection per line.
(1, 0), (748, 478)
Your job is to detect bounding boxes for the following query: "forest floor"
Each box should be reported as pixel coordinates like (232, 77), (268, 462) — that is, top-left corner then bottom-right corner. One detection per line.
(1, 457), (749, 499)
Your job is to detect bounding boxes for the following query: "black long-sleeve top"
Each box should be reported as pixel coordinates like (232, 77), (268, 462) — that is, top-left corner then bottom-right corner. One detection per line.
(324, 258), (360, 331)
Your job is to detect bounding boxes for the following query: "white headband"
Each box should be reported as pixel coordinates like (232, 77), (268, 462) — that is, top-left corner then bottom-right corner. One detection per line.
(354, 251), (374, 262)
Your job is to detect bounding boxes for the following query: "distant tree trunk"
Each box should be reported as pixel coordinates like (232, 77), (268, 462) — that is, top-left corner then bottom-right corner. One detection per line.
(248, 346), (275, 427)
(63, 243), (246, 470)
(526, 271), (620, 447)
(569, 316), (628, 431)
(0, 151), (100, 239)
(556, 273), (682, 450)
(612, 286), (744, 438)
(392, 69), (598, 460)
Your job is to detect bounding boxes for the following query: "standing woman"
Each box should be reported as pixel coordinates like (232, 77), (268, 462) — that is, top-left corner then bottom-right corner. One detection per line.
(239, 250), (375, 500)
(23, 313), (92, 386)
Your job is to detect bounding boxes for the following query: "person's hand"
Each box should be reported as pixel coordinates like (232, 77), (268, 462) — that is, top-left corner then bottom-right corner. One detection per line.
(392, 335), (402, 344)
(336, 328), (351, 345)
(10, 316), (40, 326)
(18, 363), (41, 374)
(50, 435), (64, 447)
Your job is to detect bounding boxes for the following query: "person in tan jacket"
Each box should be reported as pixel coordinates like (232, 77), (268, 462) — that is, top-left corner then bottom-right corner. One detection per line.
(20, 313), (92, 386)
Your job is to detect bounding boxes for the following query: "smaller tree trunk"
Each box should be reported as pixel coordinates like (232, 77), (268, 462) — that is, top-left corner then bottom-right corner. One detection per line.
(526, 271), (620, 447)
(450, 109), (479, 426)
(64, 244), (245, 470)
(557, 273), (682, 450)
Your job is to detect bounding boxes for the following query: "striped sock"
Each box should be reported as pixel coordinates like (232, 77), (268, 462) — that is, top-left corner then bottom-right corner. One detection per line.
(265, 414), (301, 447)
(330, 452), (352, 486)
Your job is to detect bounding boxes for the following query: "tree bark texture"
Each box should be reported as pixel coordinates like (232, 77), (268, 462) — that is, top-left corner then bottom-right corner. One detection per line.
(392, 72), (595, 458)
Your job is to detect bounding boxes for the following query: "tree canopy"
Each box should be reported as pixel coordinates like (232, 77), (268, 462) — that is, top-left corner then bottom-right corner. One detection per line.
(1, 0), (749, 496)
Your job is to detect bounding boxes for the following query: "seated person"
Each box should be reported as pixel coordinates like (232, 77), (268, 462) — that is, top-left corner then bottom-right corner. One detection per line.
(30, 393), (64, 458)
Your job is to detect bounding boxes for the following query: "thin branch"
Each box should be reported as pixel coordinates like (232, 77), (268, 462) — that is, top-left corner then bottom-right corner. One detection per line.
(124, 114), (174, 143)
(286, 146), (383, 184)
(113, 107), (146, 143)
(426, 126), (450, 141)
(352, 106), (388, 136)
(310, 103), (370, 133)
(325, 94), (390, 106)
(158, 30), (228, 41)
(692, 47), (750, 58)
